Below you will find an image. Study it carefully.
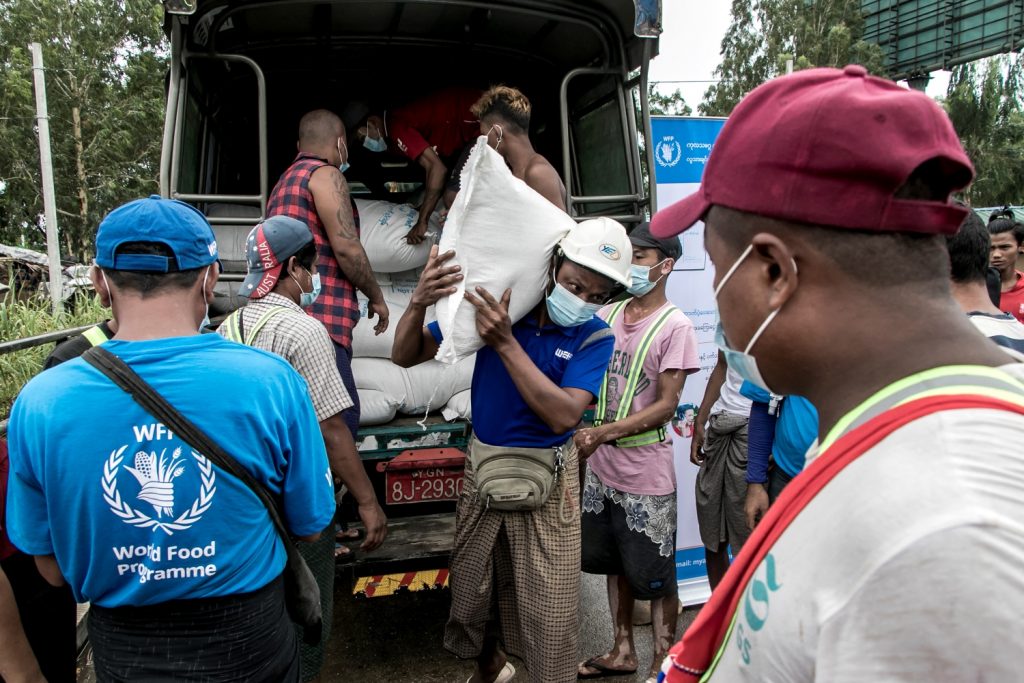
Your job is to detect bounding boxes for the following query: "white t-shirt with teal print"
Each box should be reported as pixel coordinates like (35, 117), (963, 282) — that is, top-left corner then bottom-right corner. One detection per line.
(6, 334), (334, 607)
(708, 361), (1024, 682)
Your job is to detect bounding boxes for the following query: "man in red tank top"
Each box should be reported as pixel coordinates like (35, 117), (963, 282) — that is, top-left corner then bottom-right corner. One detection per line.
(267, 109), (388, 434)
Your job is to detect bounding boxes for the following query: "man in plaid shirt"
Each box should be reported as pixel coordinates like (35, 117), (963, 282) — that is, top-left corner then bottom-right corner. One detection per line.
(268, 109), (388, 433)
(221, 215), (388, 680)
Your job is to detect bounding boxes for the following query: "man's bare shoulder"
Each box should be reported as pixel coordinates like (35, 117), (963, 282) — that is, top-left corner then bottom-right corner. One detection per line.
(524, 155), (566, 210)
(309, 164), (344, 191)
(524, 154), (560, 181)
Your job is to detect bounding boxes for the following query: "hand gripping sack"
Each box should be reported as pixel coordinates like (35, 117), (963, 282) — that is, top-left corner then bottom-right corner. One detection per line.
(434, 137), (574, 364)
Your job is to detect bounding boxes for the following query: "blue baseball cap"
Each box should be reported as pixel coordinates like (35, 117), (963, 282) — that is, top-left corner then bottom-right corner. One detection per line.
(95, 195), (219, 272)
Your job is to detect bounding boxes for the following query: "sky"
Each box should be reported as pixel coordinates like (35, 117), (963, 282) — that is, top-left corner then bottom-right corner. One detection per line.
(647, 2), (950, 110)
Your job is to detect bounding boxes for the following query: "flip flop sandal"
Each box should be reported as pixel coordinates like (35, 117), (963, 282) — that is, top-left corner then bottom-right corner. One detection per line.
(335, 527), (365, 542)
(577, 656), (637, 679)
(334, 542), (356, 564)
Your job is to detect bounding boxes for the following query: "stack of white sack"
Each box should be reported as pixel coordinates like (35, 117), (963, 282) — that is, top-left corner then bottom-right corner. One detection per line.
(351, 269), (474, 425)
(434, 137), (575, 364)
(352, 355), (475, 425)
(351, 269), (428, 359)
(355, 198), (443, 273)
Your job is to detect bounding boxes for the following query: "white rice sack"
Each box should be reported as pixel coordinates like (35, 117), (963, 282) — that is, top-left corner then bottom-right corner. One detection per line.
(355, 199), (441, 273)
(434, 137), (574, 364)
(399, 355), (475, 415)
(352, 357), (408, 395)
(350, 356), (474, 417)
(352, 270), (434, 359)
(442, 389), (472, 421)
(357, 389), (400, 426)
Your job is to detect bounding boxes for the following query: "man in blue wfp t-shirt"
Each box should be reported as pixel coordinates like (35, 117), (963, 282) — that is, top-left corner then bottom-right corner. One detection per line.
(5, 197), (334, 682)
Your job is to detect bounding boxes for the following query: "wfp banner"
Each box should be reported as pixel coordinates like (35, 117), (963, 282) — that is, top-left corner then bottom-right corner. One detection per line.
(651, 116), (727, 606)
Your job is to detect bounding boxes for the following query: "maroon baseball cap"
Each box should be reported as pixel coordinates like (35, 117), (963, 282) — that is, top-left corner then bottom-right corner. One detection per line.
(651, 65), (974, 239)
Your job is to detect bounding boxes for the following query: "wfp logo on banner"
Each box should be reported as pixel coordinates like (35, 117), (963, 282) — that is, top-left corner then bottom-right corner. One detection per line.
(655, 136), (682, 168)
(650, 118), (726, 185)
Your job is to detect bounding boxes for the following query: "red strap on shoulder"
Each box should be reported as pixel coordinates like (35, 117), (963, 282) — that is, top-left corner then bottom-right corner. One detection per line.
(665, 393), (1024, 681)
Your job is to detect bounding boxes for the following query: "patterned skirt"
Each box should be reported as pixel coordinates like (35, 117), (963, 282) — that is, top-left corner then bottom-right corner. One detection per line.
(444, 439), (581, 683)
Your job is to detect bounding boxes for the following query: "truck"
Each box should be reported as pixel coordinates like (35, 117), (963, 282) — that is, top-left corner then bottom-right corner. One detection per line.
(158, 0), (662, 598)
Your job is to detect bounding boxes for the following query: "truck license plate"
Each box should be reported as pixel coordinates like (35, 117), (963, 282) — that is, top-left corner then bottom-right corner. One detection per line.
(386, 467), (464, 505)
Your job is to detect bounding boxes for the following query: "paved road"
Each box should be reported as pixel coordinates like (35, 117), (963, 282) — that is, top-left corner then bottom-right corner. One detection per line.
(77, 572), (700, 682)
(322, 571), (700, 683)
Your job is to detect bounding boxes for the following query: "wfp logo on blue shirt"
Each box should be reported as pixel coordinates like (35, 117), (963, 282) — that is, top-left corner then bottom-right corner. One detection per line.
(554, 348), (573, 361)
(102, 423), (217, 535)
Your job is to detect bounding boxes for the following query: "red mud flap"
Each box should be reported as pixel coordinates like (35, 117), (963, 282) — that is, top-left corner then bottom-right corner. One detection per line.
(376, 448), (466, 505)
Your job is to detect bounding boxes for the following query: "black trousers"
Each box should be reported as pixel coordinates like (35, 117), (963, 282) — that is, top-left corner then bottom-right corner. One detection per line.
(88, 574), (299, 683)
(1, 552), (77, 683)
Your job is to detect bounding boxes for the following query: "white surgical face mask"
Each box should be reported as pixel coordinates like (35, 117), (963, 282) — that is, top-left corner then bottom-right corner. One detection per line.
(712, 244), (791, 392)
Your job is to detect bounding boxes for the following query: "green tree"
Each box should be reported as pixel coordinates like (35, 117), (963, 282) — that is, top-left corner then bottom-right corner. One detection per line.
(701, 0), (885, 116)
(648, 83), (692, 116)
(0, 0), (166, 261)
(943, 56), (1024, 207)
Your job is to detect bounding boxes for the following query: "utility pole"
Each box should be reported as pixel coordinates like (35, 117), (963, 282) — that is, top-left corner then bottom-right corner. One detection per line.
(29, 42), (63, 315)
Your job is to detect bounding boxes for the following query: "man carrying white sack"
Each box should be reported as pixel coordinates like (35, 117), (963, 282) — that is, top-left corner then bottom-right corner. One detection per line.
(392, 217), (632, 683)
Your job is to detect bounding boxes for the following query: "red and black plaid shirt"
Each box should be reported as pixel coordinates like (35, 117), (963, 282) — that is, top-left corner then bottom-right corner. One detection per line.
(267, 154), (361, 349)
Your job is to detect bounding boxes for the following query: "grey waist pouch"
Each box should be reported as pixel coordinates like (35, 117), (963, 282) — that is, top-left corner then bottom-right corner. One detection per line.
(470, 436), (566, 511)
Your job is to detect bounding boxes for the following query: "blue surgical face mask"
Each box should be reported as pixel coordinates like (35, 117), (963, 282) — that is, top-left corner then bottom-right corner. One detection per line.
(627, 259), (667, 297)
(713, 244), (789, 392)
(363, 123), (387, 153)
(293, 268), (321, 308)
(337, 139), (350, 173)
(546, 282), (600, 327)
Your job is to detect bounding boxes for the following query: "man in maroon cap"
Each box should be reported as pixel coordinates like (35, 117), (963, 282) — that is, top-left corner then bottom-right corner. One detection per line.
(651, 65), (1024, 682)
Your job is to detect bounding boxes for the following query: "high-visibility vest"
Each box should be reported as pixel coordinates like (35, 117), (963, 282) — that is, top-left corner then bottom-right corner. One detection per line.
(82, 324), (111, 347)
(220, 307), (287, 346)
(594, 300), (679, 448)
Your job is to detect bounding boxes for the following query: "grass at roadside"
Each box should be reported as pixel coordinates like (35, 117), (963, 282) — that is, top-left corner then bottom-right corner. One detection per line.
(1, 294), (108, 422)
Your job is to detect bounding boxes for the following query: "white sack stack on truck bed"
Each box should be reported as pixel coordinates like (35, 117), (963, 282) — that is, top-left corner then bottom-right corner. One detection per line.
(355, 199), (443, 273)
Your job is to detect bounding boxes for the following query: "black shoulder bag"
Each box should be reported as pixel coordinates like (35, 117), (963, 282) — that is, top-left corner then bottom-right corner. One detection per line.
(83, 346), (323, 645)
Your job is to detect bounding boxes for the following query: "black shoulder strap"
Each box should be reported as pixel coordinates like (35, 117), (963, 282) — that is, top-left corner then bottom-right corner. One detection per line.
(82, 346), (296, 546)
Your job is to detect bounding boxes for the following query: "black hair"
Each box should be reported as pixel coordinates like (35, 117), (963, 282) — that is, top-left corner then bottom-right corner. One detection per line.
(988, 215), (1024, 246)
(945, 208), (991, 285)
(471, 86), (531, 133)
(103, 242), (203, 296)
(290, 241), (318, 272)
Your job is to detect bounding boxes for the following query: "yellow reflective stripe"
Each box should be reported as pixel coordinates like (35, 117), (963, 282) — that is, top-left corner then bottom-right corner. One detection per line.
(596, 300), (630, 421)
(220, 312), (243, 343)
(614, 306), (678, 422)
(81, 325), (109, 347)
(221, 308), (287, 346)
(821, 365), (1024, 451)
(615, 427), (665, 447)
